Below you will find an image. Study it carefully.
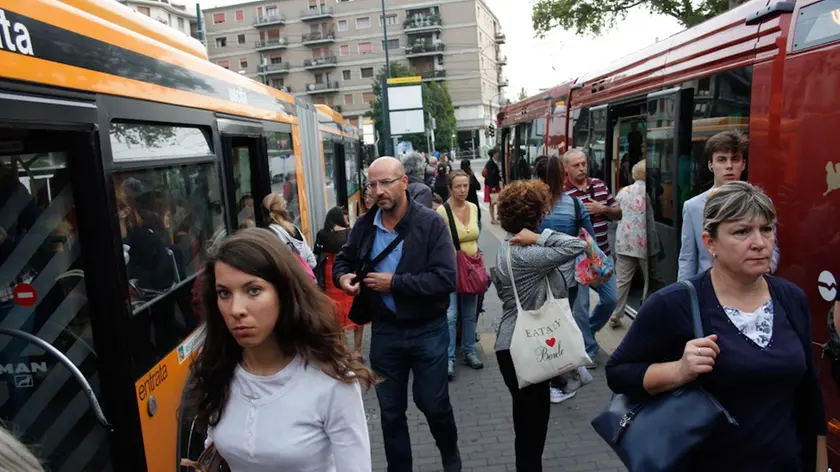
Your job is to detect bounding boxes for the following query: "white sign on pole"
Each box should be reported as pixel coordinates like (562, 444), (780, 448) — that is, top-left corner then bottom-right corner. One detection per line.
(362, 122), (376, 145)
(387, 85), (423, 111)
(389, 109), (425, 135)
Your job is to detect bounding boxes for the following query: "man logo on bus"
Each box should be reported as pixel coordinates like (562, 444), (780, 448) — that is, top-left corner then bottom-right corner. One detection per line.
(0, 9), (34, 56)
(824, 161), (840, 196)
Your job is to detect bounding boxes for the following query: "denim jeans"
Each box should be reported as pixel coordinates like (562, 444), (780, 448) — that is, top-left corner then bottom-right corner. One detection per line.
(370, 317), (461, 472)
(446, 292), (478, 360)
(573, 274), (618, 357)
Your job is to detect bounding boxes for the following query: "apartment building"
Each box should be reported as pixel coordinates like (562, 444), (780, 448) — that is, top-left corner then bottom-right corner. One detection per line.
(118, 0), (197, 37)
(203, 0), (508, 152)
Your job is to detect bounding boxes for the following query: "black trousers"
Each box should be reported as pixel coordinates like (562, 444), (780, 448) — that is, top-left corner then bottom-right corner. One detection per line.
(496, 349), (550, 472)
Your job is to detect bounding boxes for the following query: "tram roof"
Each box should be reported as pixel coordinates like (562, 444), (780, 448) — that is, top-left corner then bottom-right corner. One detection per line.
(2, 0), (297, 123)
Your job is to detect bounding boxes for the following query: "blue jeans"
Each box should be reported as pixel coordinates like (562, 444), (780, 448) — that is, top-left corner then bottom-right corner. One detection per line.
(573, 275), (618, 357)
(446, 292), (478, 359)
(370, 317), (461, 471)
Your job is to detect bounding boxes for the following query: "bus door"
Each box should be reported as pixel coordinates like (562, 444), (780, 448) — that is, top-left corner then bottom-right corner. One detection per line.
(323, 135), (345, 210)
(645, 88), (694, 287)
(218, 118), (267, 231)
(0, 93), (116, 471)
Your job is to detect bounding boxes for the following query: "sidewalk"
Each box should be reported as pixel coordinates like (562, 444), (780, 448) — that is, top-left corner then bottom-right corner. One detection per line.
(354, 203), (628, 471)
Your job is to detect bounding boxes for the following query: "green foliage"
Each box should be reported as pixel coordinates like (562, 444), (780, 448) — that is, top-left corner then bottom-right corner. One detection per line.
(531, 0), (731, 37)
(366, 62), (458, 156)
(517, 87), (529, 101)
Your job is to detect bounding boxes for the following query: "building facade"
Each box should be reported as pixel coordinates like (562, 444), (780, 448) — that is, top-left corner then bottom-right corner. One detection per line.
(118, 0), (197, 37)
(202, 0), (507, 154)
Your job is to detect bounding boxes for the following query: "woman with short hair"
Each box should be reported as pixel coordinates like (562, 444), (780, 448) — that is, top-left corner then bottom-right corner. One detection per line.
(188, 228), (375, 471)
(491, 179), (586, 471)
(606, 181), (827, 471)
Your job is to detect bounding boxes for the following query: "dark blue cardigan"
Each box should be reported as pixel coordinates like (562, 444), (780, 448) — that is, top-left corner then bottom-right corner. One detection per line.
(606, 272), (826, 471)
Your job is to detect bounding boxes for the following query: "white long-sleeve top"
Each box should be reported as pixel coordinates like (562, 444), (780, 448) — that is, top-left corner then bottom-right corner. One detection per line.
(206, 356), (371, 472)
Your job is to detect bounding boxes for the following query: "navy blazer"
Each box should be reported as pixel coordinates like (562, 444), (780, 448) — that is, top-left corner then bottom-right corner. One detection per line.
(606, 272), (826, 470)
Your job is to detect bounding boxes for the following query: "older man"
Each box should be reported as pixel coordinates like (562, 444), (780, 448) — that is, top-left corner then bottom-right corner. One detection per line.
(334, 157), (461, 472)
(426, 155), (438, 187)
(401, 152), (433, 208)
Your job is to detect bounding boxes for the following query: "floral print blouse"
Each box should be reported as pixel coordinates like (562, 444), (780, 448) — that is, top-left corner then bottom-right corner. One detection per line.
(615, 181), (648, 259)
(723, 300), (775, 349)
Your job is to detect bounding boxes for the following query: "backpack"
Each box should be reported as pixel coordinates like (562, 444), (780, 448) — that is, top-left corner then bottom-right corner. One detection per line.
(269, 225), (317, 283)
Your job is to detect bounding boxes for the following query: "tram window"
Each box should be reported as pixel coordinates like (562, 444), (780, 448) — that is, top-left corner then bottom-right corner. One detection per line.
(112, 163), (224, 312)
(678, 66), (752, 210)
(324, 137), (337, 209)
(109, 122), (213, 162)
(345, 142), (360, 197)
(266, 131), (300, 227)
(586, 107), (608, 181)
(233, 147), (255, 228)
(793, 0), (840, 52)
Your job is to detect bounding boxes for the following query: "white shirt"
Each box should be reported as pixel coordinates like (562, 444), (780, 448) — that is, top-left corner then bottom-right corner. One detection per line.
(207, 356), (371, 472)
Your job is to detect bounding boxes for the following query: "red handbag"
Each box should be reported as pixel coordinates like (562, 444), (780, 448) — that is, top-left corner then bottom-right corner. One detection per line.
(443, 203), (488, 295)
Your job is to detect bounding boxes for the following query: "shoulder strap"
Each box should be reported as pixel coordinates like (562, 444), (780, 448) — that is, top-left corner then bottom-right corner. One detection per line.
(678, 280), (704, 338)
(368, 230), (406, 269)
(572, 196), (582, 233)
(443, 203), (461, 251)
(588, 179), (596, 199)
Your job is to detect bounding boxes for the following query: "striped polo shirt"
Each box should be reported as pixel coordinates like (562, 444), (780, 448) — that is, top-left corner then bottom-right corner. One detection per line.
(565, 177), (617, 256)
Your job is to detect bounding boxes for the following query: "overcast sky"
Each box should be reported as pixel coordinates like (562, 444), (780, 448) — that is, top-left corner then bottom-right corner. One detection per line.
(193, 0), (685, 98)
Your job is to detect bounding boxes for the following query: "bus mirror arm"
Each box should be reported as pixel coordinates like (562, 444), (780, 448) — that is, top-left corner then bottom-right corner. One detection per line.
(0, 328), (112, 431)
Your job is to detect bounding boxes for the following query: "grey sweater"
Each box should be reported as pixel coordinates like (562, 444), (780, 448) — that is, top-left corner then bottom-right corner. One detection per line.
(492, 230), (586, 352)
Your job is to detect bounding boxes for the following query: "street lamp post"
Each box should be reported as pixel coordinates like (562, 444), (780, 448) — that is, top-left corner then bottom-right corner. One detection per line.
(379, 0), (393, 156)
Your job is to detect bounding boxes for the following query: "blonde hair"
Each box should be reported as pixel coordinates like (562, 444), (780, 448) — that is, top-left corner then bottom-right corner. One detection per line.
(0, 424), (44, 472)
(703, 181), (776, 237)
(632, 160), (646, 181)
(262, 193), (296, 235)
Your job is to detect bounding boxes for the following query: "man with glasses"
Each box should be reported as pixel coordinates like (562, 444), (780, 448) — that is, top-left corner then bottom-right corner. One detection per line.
(334, 157), (461, 472)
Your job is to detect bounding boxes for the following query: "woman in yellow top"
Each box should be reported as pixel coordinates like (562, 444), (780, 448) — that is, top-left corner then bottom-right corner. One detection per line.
(437, 169), (483, 380)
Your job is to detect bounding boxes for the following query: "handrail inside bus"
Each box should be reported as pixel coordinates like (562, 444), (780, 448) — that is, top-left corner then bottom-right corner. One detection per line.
(0, 328), (112, 431)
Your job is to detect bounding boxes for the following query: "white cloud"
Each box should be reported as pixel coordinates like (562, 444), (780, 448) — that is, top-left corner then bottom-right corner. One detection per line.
(193, 0), (685, 98)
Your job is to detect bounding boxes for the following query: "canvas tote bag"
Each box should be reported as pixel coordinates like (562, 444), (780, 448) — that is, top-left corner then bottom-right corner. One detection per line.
(506, 246), (591, 389)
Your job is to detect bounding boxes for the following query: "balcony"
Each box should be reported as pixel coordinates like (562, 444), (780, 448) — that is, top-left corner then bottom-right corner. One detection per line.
(495, 32), (506, 44)
(255, 37), (288, 51)
(301, 5), (334, 21)
(405, 41), (445, 58)
(302, 31), (336, 45)
(404, 15), (442, 34)
(420, 69), (446, 81)
(253, 14), (286, 27)
(260, 62), (290, 75)
(305, 81), (340, 94)
(498, 77), (510, 87)
(304, 55), (337, 70)
(497, 55), (508, 66)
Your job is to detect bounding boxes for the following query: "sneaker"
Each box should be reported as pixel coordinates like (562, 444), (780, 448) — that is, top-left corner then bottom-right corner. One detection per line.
(585, 358), (599, 369)
(577, 366), (594, 385)
(550, 387), (576, 404)
(464, 352), (484, 370)
(447, 360), (455, 381)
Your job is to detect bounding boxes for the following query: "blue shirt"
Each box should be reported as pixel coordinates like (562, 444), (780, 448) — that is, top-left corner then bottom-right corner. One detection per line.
(372, 209), (404, 312)
(537, 194), (597, 240)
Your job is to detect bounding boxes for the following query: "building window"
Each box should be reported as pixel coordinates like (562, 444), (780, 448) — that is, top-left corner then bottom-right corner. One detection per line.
(240, 58), (248, 69)
(342, 70), (351, 80)
(356, 17), (371, 29)
(345, 94), (354, 105)
(358, 42), (372, 54)
(269, 54), (283, 64)
(218, 60), (230, 69)
(338, 20), (348, 31)
(238, 34), (246, 44)
(340, 44), (350, 56)
(360, 67), (374, 78)
(362, 92), (375, 104)
(178, 17), (185, 30)
(381, 39), (399, 50)
(380, 13), (398, 26)
(213, 13), (225, 24)
(137, 6), (150, 15)
(271, 78), (285, 88)
(235, 10), (244, 21)
(215, 37), (227, 48)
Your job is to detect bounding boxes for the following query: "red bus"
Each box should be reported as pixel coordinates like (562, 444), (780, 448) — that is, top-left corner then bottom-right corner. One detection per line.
(501, 0), (840, 461)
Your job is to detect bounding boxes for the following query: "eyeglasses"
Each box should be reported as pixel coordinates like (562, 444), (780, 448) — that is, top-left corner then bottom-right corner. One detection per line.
(365, 176), (402, 191)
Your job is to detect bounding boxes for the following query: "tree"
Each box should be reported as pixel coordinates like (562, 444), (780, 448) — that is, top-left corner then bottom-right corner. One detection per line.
(517, 87), (529, 101)
(532, 0), (733, 37)
(366, 62), (458, 156)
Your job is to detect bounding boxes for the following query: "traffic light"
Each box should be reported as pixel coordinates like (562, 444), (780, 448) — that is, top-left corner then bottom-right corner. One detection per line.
(488, 123), (496, 138)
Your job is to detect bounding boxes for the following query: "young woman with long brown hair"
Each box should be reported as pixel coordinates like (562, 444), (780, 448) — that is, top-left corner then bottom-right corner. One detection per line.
(187, 228), (375, 471)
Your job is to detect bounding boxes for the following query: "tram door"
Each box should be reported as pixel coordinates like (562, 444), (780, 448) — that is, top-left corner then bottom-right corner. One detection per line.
(0, 123), (113, 470)
(218, 119), (268, 232)
(645, 88), (694, 286)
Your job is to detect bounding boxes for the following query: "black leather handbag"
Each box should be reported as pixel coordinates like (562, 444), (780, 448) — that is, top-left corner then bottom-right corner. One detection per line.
(591, 280), (738, 472)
